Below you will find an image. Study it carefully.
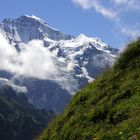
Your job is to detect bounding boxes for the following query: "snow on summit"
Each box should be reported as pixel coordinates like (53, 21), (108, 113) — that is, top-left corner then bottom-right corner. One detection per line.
(24, 15), (45, 22)
(24, 15), (59, 31)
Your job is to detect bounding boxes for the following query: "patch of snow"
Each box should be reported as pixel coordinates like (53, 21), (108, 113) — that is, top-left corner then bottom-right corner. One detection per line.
(81, 67), (94, 82)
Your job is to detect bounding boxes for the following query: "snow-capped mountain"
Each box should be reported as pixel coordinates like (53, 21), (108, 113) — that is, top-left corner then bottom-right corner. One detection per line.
(0, 15), (72, 43)
(0, 15), (119, 113)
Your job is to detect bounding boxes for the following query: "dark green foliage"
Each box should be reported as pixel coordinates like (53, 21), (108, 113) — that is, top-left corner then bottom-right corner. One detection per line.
(0, 85), (54, 140)
(37, 39), (140, 140)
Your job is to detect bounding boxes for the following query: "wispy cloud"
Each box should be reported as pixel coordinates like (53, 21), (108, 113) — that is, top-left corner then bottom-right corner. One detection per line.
(120, 25), (140, 39)
(72, 0), (140, 41)
(72, 0), (117, 19)
(111, 0), (140, 10)
(72, 0), (92, 9)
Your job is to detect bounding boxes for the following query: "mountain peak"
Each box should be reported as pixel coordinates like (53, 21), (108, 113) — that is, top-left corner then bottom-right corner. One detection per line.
(16, 15), (45, 24)
(75, 34), (107, 48)
(77, 33), (88, 39)
(75, 34), (93, 44)
(0, 15), (73, 42)
(17, 15), (47, 25)
(2, 15), (45, 24)
(23, 15), (45, 22)
(17, 15), (59, 32)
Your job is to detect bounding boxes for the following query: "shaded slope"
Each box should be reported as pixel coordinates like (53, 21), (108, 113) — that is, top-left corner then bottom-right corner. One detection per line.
(37, 39), (140, 140)
(0, 85), (54, 140)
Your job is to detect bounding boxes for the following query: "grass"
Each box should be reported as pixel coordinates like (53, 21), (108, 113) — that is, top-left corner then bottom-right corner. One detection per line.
(37, 39), (140, 140)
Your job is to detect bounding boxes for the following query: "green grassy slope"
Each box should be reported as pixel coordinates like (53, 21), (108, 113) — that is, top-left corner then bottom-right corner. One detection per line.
(37, 39), (140, 140)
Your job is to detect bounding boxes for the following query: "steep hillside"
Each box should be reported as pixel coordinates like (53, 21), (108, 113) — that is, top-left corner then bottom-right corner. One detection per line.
(37, 39), (140, 140)
(0, 82), (54, 140)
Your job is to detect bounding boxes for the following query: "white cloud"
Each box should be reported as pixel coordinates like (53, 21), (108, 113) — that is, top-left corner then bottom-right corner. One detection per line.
(0, 33), (59, 80)
(72, 0), (117, 19)
(72, 0), (140, 41)
(111, 0), (140, 10)
(72, 0), (92, 9)
(111, 0), (128, 4)
(16, 41), (58, 78)
(120, 25), (140, 39)
(0, 33), (80, 93)
(0, 34), (17, 71)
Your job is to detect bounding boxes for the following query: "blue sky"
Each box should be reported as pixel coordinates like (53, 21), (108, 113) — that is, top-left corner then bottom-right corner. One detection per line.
(0, 0), (140, 48)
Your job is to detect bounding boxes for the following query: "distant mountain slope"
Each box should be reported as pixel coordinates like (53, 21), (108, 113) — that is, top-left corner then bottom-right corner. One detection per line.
(0, 15), (118, 113)
(37, 39), (140, 140)
(0, 79), (54, 140)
